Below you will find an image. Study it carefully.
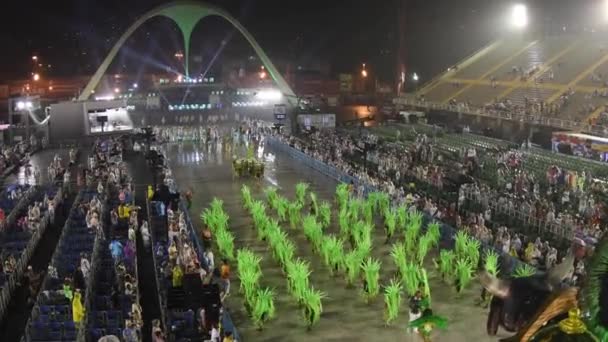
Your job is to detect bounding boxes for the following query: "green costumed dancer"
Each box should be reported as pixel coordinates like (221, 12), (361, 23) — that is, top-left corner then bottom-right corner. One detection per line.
(435, 249), (455, 282)
(236, 249), (262, 304)
(344, 249), (363, 287)
(241, 185), (253, 211)
(376, 192), (390, 215)
(276, 196), (289, 223)
(453, 231), (469, 260)
(286, 259), (311, 303)
(408, 308), (448, 342)
(384, 208), (397, 243)
(265, 186), (278, 210)
(425, 222), (441, 248)
(302, 287), (325, 330)
(251, 288), (276, 330)
(417, 234), (434, 266)
(478, 250), (500, 307)
(295, 182), (309, 206)
(404, 211), (422, 258)
(215, 229), (235, 261)
(338, 207), (350, 238)
(335, 183), (350, 210)
(465, 238), (481, 269)
(363, 199), (374, 225)
(361, 257), (382, 302)
(384, 279), (403, 325)
(402, 262), (422, 296)
(512, 263), (537, 278)
(318, 201), (332, 229)
(320, 235), (345, 275)
(302, 215), (324, 253)
(396, 206), (408, 231)
(455, 259), (474, 293)
(288, 201), (302, 229)
(391, 242), (408, 279)
(309, 192), (319, 216)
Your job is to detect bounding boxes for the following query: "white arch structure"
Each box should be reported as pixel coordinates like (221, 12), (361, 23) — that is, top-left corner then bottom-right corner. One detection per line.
(78, 1), (296, 102)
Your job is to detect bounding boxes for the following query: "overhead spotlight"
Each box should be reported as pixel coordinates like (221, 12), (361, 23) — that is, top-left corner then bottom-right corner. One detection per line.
(511, 4), (528, 29)
(256, 89), (282, 101)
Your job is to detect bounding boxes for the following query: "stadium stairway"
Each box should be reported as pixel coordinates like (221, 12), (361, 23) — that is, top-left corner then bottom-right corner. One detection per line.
(127, 153), (162, 342)
(86, 179), (140, 341)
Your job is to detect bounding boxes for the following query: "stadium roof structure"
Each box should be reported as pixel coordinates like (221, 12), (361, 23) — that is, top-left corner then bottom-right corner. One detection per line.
(78, 1), (296, 103)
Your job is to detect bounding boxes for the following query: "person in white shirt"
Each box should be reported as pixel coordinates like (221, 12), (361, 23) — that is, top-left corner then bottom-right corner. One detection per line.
(210, 325), (220, 342)
(128, 226), (136, 242)
(80, 254), (91, 282)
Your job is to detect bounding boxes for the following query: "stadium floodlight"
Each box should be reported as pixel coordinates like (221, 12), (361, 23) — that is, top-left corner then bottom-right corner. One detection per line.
(256, 89), (282, 101)
(511, 4), (528, 29)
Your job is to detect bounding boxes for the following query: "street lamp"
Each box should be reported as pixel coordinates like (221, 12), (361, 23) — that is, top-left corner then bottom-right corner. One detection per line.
(33, 73), (40, 81)
(412, 72), (419, 82)
(32, 56), (38, 61)
(114, 87), (120, 94)
(361, 63), (368, 78)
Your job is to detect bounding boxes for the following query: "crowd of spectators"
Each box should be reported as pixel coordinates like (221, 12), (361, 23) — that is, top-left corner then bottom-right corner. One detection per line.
(275, 128), (602, 278)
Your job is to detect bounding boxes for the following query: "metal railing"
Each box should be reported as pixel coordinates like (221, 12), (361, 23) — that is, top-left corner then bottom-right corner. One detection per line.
(393, 97), (608, 135)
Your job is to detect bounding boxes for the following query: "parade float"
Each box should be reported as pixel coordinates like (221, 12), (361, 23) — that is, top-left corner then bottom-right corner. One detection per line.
(479, 235), (608, 341)
(232, 146), (264, 179)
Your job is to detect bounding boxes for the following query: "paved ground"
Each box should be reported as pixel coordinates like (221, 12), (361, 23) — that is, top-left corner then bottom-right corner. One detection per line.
(4, 148), (71, 186)
(164, 140), (510, 342)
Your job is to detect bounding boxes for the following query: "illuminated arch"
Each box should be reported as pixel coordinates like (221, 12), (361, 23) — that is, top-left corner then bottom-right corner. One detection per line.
(78, 1), (295, 101)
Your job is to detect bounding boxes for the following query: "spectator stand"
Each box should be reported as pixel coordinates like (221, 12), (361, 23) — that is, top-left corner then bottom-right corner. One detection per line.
(86, 169), (141, 341)
(459, 186), (575, 243)
(22, 190), (102, 342)
(267, 137), (530, 273)
(0, 186), (62, 323)
(147, 193), (240, 340)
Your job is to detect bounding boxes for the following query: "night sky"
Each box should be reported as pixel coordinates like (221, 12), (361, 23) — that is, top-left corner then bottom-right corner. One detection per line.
(0, 0), (602, 83)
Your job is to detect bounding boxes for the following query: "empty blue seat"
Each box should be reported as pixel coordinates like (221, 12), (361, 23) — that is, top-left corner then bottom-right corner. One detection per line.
(47, 330), (62, 340)
(49, 321), (62, 331)
(63, 328), (77, 340)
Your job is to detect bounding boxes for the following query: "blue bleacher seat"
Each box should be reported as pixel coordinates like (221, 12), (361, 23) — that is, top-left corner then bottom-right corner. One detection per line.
(47, 330), (62, 340)
(63, 329), (77, 340)
(64, 320), (75, 331)
(49, 321), (62, 331)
